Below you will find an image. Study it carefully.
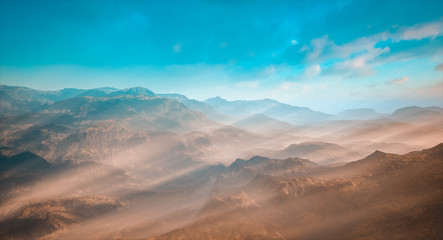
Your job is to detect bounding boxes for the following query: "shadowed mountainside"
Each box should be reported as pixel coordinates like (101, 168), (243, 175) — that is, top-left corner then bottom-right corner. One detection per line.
(148, 143), (443, 240)
(204, 96), (332, 125)
(1, 85), (442, 239)
(263, 141), (364, 165)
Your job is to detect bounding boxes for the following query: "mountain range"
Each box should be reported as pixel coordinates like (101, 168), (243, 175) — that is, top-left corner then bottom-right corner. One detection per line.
(0, 84), (442, 239)
(149, 143), (443, 240)
(2, 84), (443, 124)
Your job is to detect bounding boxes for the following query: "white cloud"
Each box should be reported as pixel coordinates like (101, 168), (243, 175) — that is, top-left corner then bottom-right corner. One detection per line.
(303, 21), (443, 63)
(396, 21), (443, 41)
(386, 76), (409, 85)
(304, 64), (321, 78)
(303, 35), (331, 62)
(173, 43), (182, 53)
(322, 47), (390, 79)
(302, 32), (390, 64)
(291, 39), (298, 45)
(299, 20), (443, 80)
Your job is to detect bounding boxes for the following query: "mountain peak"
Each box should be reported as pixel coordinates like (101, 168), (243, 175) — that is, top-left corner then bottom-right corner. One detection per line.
(363, 150), (389, 160)
(109, 87), (155, 97)
(391, 106), (440, 116)
(335, 108), (385, 120)
(248, 155), (270, 164)
(204, 96), (228, 103)
(156, 93), (189, 102)
(339, 108), (378, 114)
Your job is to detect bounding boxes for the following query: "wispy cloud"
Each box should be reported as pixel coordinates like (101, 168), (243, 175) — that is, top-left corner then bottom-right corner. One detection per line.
(435, 63), (443, 71)
(304, 64), (321, 78)
(299, 20), (443, 79)
(386, 76), (409, 85)
(302, 35), (331, 62)
(395, 21), (443, 41)
(302, 21), (443, 63)
(322, 47), (389, 79)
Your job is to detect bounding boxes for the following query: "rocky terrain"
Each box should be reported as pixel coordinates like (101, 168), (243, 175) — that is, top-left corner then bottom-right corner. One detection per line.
(0, 85), (442, 239)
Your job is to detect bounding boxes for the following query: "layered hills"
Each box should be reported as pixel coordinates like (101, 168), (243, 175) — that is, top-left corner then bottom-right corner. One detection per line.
(149, 143), (443, 240)
(0, 85), (442, 239)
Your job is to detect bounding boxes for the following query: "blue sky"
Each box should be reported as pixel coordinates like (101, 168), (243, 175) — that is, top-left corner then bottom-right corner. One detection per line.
(0, 0), (442, 113)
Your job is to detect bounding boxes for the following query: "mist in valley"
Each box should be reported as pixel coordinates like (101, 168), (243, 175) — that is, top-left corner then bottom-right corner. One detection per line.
(1, 0), (443, 239)
(0, 85), (442, 239)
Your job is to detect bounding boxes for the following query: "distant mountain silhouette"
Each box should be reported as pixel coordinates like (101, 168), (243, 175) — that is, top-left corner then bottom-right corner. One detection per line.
(109, 87), (155, 97)
(232, 114), (294, 132)
(2, 95), (215, 132)
(204, 96), (331, 125)
(266, 141), (364, 164)
(74, 87), (118, 97)
(390, 106), (443, 125)
(0, 85), (84, 116)
(157, 93), (229, 122)
(335, 108), (388, 120)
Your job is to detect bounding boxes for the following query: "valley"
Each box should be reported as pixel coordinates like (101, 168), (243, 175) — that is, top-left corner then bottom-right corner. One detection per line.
(0, 85), (442, 239)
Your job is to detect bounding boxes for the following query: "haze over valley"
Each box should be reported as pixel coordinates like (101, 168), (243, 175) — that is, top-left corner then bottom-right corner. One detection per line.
(1, 0), (443, 239)
(0, 85), (442, 239)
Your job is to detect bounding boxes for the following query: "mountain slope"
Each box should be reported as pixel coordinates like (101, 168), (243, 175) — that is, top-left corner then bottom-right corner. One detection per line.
(265, 141), (364, 165)
(2, 95), (216, 131)
(0, 85), (85, 117)
(109, 87), (155, 97)
(157, 94), (229, 122)
(390, 106), (443, 126)
(148, 143), (443, 240)
(0, 152), (51, 173)
(0, 196), (122, 240)
(204, 96), (331, 125)
(215, 155), (319, 190)
(335, 108), (388, 120)
(232, 114), (295, 132)
(74, 87), (118, 97)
